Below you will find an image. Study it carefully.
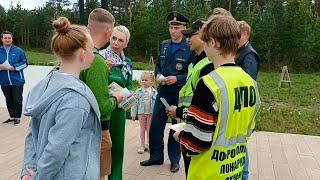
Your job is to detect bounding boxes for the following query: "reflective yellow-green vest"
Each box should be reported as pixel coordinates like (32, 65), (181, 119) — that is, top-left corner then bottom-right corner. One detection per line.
(187, 66), (260, 180)
(178, 57), (212, 107)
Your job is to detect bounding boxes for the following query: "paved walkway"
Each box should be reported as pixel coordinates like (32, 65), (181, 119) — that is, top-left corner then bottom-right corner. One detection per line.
(0, 108), (320, 180)
(0, 65), (150, 107)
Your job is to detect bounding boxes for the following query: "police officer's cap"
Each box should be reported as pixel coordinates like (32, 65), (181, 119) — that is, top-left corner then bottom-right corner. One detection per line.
(167, 11), (189, 26)
(181, 19), (205, 37)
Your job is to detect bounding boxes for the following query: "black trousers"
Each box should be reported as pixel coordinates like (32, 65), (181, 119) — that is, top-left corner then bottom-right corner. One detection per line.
(182, 148), (191, 178)
(1, 85), (23, 118)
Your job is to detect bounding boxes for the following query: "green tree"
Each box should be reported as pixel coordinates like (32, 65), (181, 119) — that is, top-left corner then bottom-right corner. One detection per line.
(250, 0), (285, 71)
(0, 5), (6, 33)
(282, 0), (316, 71)
(84, 0), (100, 25)
(130, 0), (152, 58)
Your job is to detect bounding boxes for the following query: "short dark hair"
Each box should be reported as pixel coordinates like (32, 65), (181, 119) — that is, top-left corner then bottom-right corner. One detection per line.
(1, 31), (13, 38)
(89, 8), (115, 24)
(201, 15), (241, 57)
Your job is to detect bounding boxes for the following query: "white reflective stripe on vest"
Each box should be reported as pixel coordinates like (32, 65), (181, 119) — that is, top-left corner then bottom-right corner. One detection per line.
(208, 71), (259, 148)
(178, 96), (193, 104)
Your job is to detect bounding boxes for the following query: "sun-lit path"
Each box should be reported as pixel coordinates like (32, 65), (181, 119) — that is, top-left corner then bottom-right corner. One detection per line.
(0, 108), (320, 180)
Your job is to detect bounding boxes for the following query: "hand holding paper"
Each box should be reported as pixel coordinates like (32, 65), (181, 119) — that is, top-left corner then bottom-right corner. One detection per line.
(157, 74), (166, 85)
(169, 123), (185, 132)
(160, 97), (170, 108)
(170, 123), (186, 142)
(165, 76), (177, 85)
(106, 59), (116, 67)
(108, 82), (124, 103)
(109, 82), (137, 110)
(0, 64), (13, 71)
(166, 105), (177, 119)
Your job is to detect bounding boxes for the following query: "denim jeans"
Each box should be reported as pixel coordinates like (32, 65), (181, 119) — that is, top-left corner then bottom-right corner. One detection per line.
(242, 149), (249, 180)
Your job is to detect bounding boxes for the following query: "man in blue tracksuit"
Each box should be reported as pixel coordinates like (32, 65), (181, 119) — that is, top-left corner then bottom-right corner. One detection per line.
(140, 12), (193, 173)
(0, 31), (28, 125)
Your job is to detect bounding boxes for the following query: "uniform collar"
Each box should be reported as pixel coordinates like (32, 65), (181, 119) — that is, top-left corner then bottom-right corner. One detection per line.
(166, 37), (189, 51)
(221, 63), (236, 66)
(168, 37), (188, 51)
(193, 51), (206, 65)
(239, 41), (250, 51)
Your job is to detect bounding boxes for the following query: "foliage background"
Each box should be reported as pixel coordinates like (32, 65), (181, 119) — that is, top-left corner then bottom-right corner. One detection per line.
(0, 0), (320, 73)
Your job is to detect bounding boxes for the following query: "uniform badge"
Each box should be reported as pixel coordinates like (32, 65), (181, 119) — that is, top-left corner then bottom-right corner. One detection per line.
(176, 63), (183, 70)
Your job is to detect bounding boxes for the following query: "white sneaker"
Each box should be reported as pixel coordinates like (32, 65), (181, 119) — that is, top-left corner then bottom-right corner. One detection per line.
(138, 146), (145, 154)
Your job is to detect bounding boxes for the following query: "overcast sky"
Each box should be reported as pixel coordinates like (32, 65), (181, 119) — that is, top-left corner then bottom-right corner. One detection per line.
(0, 0), (77, 10)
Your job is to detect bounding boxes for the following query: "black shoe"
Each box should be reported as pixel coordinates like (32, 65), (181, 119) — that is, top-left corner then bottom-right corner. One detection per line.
(170, 163), (180, 173)
(14, 119), (20, 125)
(140, 159), (163, 166)
(3, 119), (14, 123)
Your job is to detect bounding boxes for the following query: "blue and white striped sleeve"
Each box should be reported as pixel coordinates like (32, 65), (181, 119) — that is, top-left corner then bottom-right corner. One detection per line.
(13, 49), (28, 71)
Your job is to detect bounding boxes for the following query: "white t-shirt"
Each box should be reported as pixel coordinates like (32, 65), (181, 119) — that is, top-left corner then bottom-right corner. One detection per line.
(142, 87), (152, 114)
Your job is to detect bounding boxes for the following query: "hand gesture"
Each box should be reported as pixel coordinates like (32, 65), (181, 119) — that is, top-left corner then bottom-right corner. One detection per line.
(158, 80), (165, 86)
(173, 131), (180, 142)
(165, 76), (177, 85)
(8, 66), (14, 71)
(166, 105), (177, 119)
(112, 90), (124, 104)
(0, 65), (13, 71)
(22, 169), (35, 180)
(106, 59), (116, 67)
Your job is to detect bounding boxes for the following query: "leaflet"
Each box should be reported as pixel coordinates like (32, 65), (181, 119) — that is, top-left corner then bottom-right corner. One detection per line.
(109, 82), (137, 110)
(160, 97), (170, 108)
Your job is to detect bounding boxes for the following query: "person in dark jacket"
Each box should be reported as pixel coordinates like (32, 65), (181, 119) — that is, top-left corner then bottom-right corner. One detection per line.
(0, 31), (28, 125)
(140, 11), (193, 173)
(235, 20), (260, 180)
(235, 21), (260, 80)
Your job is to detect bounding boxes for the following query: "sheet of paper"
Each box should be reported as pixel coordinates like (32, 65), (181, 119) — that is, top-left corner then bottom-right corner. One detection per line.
(0, 60), (12, 69)
(169, 123), (185, 132)
(160, 97), (170, 108)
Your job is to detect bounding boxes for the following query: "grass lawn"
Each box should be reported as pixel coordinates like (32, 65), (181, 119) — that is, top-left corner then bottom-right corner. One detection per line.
(255, 72), (320, 136)
(26, 51), (154, 70)
(27, 51), (56, 66)
(27, 51), (320, 136)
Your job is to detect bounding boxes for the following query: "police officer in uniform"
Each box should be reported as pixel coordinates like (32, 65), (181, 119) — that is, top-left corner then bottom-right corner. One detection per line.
(140, 11), (193, 173)
(166, 19), (214, 177)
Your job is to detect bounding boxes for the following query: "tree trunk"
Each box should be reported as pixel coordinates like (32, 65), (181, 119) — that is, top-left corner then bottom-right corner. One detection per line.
(315, 0), (320, 18)
(79, 0), (85, 25)
(101, 0), (108, 10)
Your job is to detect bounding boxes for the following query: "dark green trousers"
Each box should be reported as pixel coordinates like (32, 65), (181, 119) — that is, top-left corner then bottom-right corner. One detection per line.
(108, 108), (126, 180)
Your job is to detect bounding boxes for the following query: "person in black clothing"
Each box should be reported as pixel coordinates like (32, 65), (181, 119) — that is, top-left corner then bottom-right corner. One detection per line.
(140, 11), (193, 173)
(235, 21), (260, 80)
(235, 20), (260, 180)
(166, 19), (214, 177)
